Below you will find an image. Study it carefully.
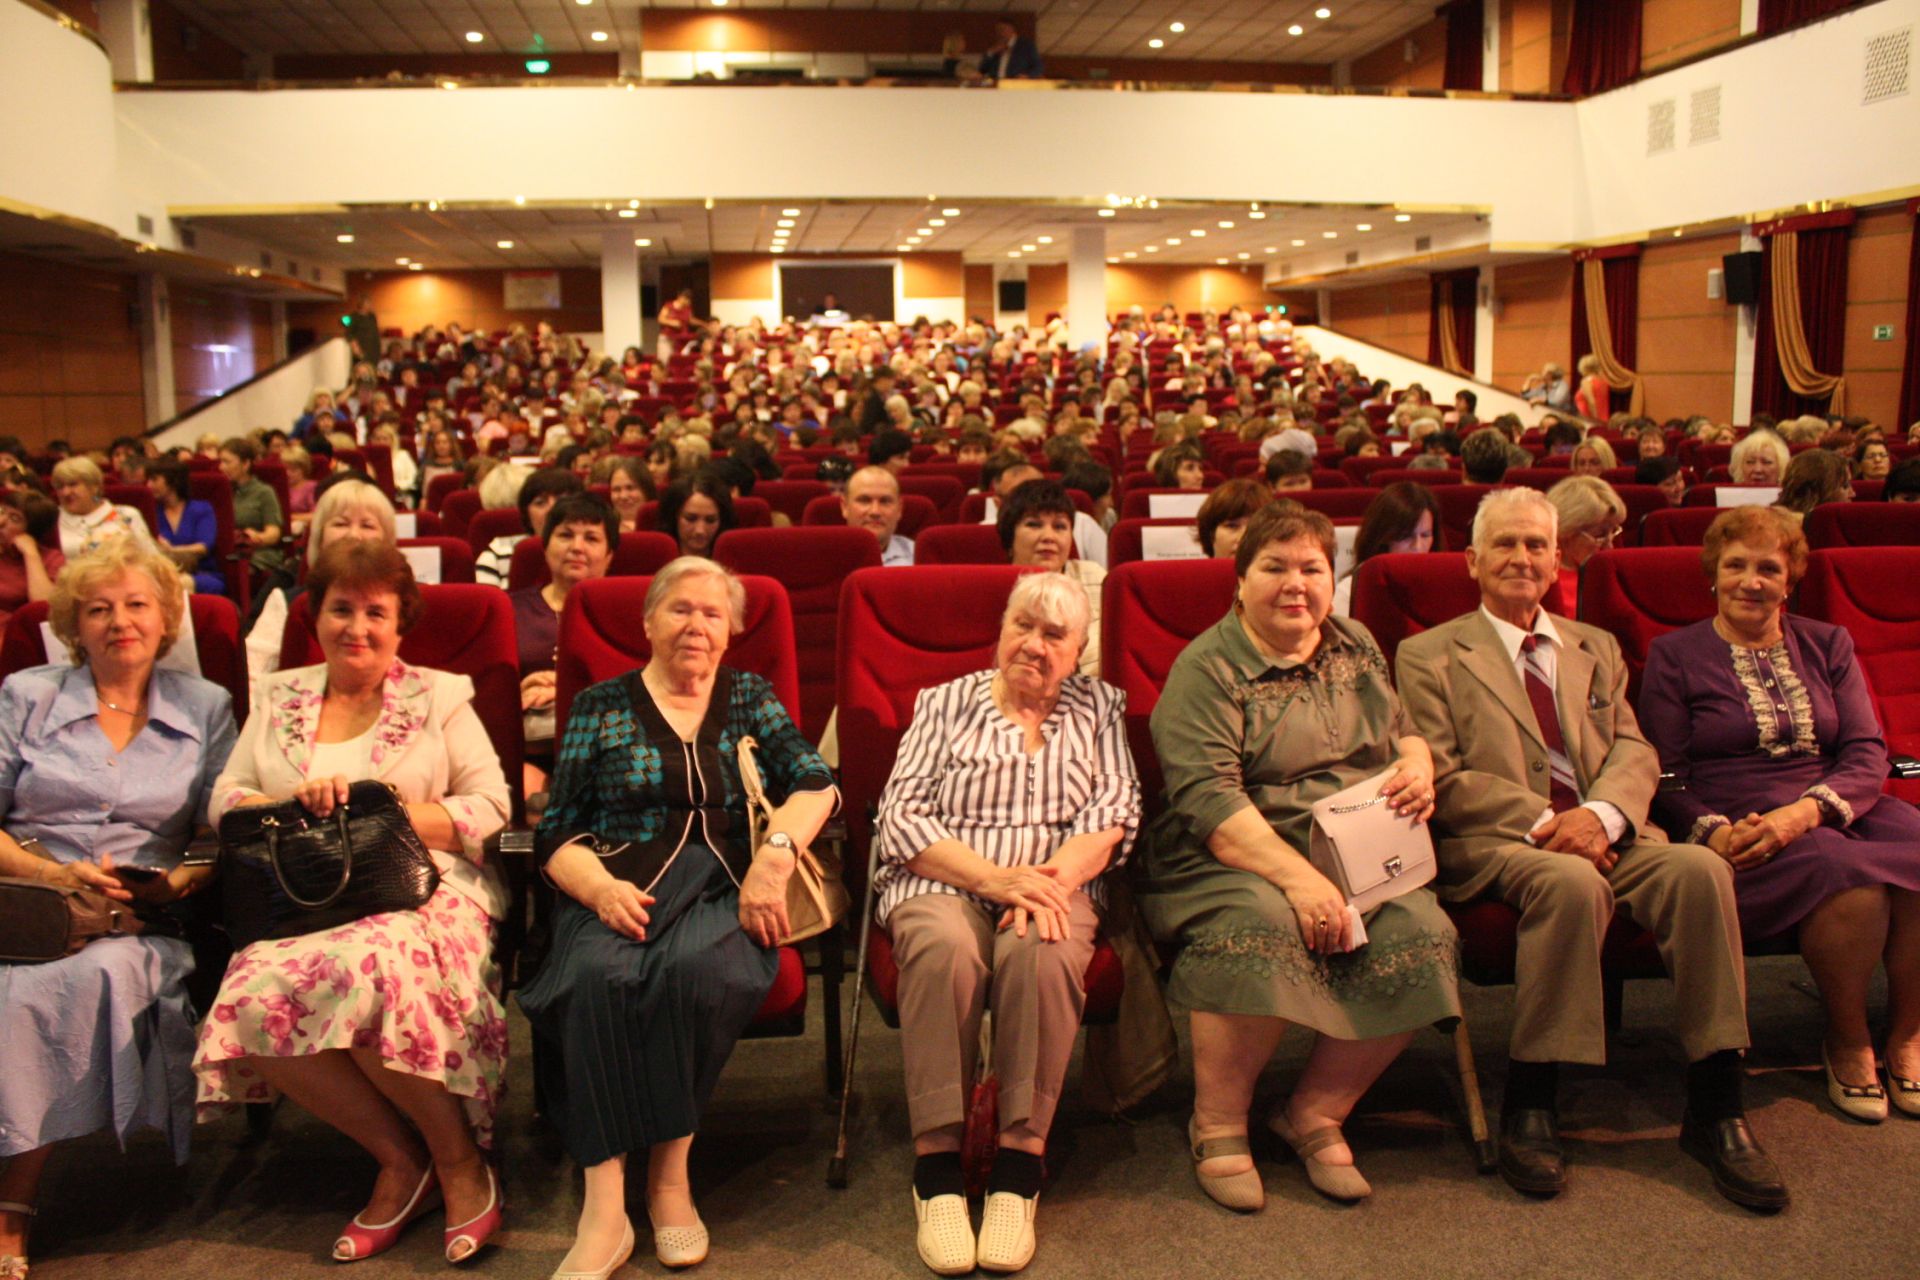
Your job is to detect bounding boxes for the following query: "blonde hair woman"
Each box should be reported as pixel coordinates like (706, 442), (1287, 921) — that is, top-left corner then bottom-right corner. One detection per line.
(1547, 475), (1628, 609)
(49, 457), (153, 559)
(1730, 432), (1792, 487)
(1573, 354), (1611, 421)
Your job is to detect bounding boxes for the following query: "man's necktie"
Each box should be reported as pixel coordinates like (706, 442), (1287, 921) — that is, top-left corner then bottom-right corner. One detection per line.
(1520, 634), (1581, 812)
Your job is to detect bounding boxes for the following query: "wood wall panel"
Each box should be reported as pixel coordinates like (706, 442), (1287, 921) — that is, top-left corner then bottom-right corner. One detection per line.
(1500, 0), (1571, 92)
(901, 253), (964, 298)
(964, 264), (997, 323)
(1045, 57), (1331, 83)
(275, 53), (619, 79)
(1024, 264), (1068, 321)
(1641, 0), (1742, 72)
(640, 11), (1028, 53)
(345, 269), (603, 337)
(0, 252), (144, 448)
(1637, 233), (1740, 422)
(709, 254), (776, 301)
(1492, 258), (1573, 389)
(1331, 279), (1430, 362)
(1104, 264), (1271, 317)
(170, 284), (272, 416)
(1839, 209), (1910, 429)
(1351, 15), (1447, 89)
(150, 0), (248, 81)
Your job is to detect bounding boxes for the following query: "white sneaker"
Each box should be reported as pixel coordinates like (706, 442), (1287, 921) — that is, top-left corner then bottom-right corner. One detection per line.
(912, 1188), (975, 1276)
(975, 1191), (1037, 1273)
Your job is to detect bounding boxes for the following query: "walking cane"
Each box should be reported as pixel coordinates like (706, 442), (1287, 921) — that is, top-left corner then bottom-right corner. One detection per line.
(827, 836), (883, 1188)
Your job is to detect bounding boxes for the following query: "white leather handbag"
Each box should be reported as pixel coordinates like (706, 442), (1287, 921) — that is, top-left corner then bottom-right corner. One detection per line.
(1307, 766), (1437, 912)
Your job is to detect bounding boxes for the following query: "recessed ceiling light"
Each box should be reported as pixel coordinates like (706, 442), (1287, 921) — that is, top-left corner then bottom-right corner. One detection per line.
(634, 238), (652, 247)
(1264, 246), (1277, 253)
(942, 207), (960, 217)
(576, 0), (592, 6)
(464, 31), (483, 43)
(1316, 6), (1331, 17)
(1237, 252), (1250, 259)
(1021, 243), (1037, 251)
(1190, 229), (1206, 237)
(1107, 257), (1119, 264)
(1323, 230), (1338, 238)
(1008, 251), (1022, 258)
(771, 245), (784, 253)
(617, 208), (637, 218)
(1249, 210), (1267, 219)
(712, 0), (728, 7)
(1166, 237), (1181, 245)
(929, 218), (946, 227)
(1097, 208), (1115, 217)
(407, 263), (423, 271)
(1144, 245), (1159, 253)
(1356, 223), (1372, 231)
(1215, 257), (1228, 264)
(1394, 213), (1412, 222)
(395, 256), (409, 264)
(496, 240), (514, 249)
(1037, 235), (1053, 244)
(1124, 251), (1138, 258)
(335, 233), (354, 243)
(590, 30), (608, 42)
(776, 218), (795, 228)
(917, 227), (932, 235)
(1148, 38), (1164, 49)
(1292, 238), (1307, 246)
(781, 208), (799, 216)
(897, 244), (912, 251)
(1169, 21), (1185, 33)
(1288, 24), (1303, 35)
(513, 195), (525, 206)
(1218, 220), (1234, 229)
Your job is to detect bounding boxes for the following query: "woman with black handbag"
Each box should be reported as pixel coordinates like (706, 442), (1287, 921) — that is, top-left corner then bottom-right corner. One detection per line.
(194, 541), (511, 1267)
(519, 556), (836, 1277)
(0, 541), (236, 1280)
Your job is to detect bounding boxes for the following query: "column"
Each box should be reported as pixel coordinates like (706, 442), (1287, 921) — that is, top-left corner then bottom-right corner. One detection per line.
(1738, 0), (1761, 36)
(97, 0), (154, 82)
(136, 274), (175, 427)
(1066, 226), (1108, 356)
(601, 229), (643, 359)
(269, 300), (289, 364)
(1482, 0), (1501, 91)
(1731, 231), (1761, 424)
(1473, 265), (1495, 383)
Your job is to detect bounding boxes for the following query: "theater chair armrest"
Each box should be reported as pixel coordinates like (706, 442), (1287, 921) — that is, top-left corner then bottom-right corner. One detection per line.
(1890, 756), (1920, 781)
(1657, 771), (1688, 793)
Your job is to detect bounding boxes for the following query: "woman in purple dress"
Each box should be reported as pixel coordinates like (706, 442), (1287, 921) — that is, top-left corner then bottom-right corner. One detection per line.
(1640, 506), (1920, 1125)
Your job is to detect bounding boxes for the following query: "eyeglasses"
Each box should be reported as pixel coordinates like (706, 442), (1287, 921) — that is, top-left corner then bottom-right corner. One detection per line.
(1580, 526), (1623, 545)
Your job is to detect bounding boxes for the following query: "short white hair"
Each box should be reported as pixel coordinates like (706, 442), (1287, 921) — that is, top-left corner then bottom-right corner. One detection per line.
(478, 464), (530, 511)
(1547, 475), (1626, 537)
(1730, 430), (1790, 478)
(1001, 571), (1092, 646)
(306, 480), (396, 566)
(644, 555), (747, 634)
(1471, 486), (1559, 550)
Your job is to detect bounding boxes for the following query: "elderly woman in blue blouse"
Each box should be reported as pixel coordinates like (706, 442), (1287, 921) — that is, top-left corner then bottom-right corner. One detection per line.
(519, 557), (838, 1277)
(0, 541), (235, 1280)
(873, 572), (1140, 1277)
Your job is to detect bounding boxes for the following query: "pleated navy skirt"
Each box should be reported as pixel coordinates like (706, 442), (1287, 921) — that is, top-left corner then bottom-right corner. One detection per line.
(518, 845), (779, 1167)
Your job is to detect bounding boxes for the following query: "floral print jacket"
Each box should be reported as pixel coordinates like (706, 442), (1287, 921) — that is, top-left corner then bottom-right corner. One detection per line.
(209, 658), (514, 918)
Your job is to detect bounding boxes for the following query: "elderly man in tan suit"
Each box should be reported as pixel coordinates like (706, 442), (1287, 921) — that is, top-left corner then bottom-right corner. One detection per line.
(1397, 487), (1787, 1212)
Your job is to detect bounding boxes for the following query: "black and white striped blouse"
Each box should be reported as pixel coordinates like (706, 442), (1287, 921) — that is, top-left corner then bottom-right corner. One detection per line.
(872, 669), (1142, 926)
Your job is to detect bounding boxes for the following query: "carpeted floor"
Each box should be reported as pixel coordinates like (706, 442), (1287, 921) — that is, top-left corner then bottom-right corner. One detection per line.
(20, 955), (1920, 1280)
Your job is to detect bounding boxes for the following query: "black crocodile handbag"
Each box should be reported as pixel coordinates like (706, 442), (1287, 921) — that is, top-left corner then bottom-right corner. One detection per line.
(218, 780), (439, 951)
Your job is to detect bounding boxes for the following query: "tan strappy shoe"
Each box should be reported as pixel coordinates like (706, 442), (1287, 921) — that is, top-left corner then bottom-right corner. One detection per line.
(1188, 1118), (1265, 1212)
(1269, 1112), (1372, 1202)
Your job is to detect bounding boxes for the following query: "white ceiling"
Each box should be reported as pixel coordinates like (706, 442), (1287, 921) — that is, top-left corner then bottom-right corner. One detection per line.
(162, 0), (1436, 67)
(186, 200), (1481, 272)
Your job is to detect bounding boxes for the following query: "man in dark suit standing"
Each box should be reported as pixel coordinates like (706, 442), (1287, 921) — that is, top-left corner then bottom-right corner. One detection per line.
(980, 20), (1044, 80)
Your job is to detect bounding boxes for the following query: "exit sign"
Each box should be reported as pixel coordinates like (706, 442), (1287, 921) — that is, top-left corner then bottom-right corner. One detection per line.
(1874, 324), (1896, 341)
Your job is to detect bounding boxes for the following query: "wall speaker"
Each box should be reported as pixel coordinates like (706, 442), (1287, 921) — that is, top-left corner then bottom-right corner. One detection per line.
(1721, 250), (1763, 306)
(998, 280), (1027, 313)
(1706, 267), (1724, 300)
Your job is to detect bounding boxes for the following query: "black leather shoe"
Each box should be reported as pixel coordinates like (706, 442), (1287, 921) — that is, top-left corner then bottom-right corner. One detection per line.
(1498, 1108), (1567, 1197)
(1680, 1112), (1790, 1213)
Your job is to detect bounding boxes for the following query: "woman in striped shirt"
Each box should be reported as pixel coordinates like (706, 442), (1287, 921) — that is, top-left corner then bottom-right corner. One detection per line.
(874, 572), (1141, 1277)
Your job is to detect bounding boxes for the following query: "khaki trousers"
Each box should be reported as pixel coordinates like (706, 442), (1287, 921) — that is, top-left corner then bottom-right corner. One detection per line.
(888, 891), (1099, 1141)
(1491, 839), (1749, 1065)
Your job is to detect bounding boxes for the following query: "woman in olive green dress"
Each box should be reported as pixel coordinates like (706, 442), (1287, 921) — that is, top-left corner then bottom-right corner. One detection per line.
(1137, 503), (1460, 1210)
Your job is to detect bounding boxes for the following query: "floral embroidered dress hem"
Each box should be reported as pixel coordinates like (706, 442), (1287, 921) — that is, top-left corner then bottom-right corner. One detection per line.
(1136, 612), (1460, 1039)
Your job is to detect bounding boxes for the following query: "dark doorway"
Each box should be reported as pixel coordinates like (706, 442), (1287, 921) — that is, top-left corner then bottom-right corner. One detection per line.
(658, 262), (710, 320)
(779, 264), (894, 323)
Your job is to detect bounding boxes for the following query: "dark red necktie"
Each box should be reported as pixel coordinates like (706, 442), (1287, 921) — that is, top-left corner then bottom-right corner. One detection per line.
(1520, 634), (1581, 812)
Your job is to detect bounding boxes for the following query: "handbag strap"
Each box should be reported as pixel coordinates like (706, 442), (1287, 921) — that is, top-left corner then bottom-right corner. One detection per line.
(735, 735), (773, 854)
(266, 806), (356, 909)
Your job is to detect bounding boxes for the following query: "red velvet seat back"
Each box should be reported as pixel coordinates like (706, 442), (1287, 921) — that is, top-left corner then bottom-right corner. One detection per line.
(714, 527), (882, 744)
(1119, 487), (1211, 521)
(399, 509), (444, 539)
(1102, 559), (1237, 819)
(898, 474), (964, 522)
(397, 536), (477, 585)
(913, 524), (1010, 566)
(281, 585), (524, 818)
(1349, 552), (1479, 681)
(0, 595), (248, 725)
(800, 493), (938, 539)
(439, 490), (481, 539)
(1339, 455), (1406, 485)
(104, 483), (159, 534)
(553, 574), (799, 746)
(1805, 502), (1920, 549)
(1799, 548), (1920, 802)
(425, 473), (464, 514)
(1639, 507), (1723, 546)
(1576, 548), (1717, 703)
(1293, 489), (1378, 520)
(1610, 484), (1672, 545)
(1366, 468), (1462, 488)
(755, 479), (830, 527)
(505, 529), (680, 593)
(464, 506), (526, 555)
(1107, 518), (1205, 567)
(1429, 484), (1503, 551)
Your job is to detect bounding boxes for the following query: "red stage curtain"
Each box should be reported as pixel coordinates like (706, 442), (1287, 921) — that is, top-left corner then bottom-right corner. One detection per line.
(1899, 200), (1920, 431)
(1572, 246), (1641, 371)
(1752, 218), (1852, 419)
(1442, 0), (1484, 91)
(1562, 0), (1642, 96)
(1428, 270), (1478, 375)
(1758, 0), (1857, 35)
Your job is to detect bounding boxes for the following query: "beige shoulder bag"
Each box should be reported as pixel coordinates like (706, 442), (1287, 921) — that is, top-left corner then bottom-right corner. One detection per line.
(737, 736), (847, 945)
(1307, 766), (1437, 913)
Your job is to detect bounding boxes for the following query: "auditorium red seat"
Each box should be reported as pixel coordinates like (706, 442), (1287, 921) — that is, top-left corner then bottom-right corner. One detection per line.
(1799, 548), (1920, 803)
(637, 496), (773, 532)
(714, 526), (882, 744)
(1119, 487), (1212, 521)
(185, 470), (243, 603)
(552, 574), (833, 1054)
(1576, 548), (1717, 701)
(898, 474), (965, 522)
(104, 483), (159, 536)
(1500, 467), (1574, 491)
(1639, 507), (1723, 546)
(424, 473), (464, 514)
(1611, 484), (1672, 545)
(440, 489), (481, 539)
(396, 536), (477, 585)
(464, 506), (525, 555)
(1339, 456), (1407, 485)
(504, 529), (679, 592)
(1294, 488), (1379, 520)
(800, 493), (939, 539)
(1805, 502), (1920, 548)
(1431, 485), (1501, 550)
(1, 594), (248, 725)
(1107, 517), (1206, 566)
(913, 524), (1010, 565)
(1367, 468), (1462, 488)
(1101, 559), (1237, 819)
(398, 509), (444, 539)
(960, 489), (1093, 524)
(1312, 468), (1356, 488)
(1348, 552), (1478, 680)
(755, 479), (830, 526)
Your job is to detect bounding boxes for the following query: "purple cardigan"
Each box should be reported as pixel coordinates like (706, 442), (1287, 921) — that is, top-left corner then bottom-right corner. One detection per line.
(1639, 615), (1889, 844)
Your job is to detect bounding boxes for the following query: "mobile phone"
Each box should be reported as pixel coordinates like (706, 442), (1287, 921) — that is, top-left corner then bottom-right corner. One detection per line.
(115, 866), (164, 883)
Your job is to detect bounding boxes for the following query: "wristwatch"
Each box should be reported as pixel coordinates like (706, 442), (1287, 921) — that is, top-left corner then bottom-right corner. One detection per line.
(763, 832), (798, 856)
